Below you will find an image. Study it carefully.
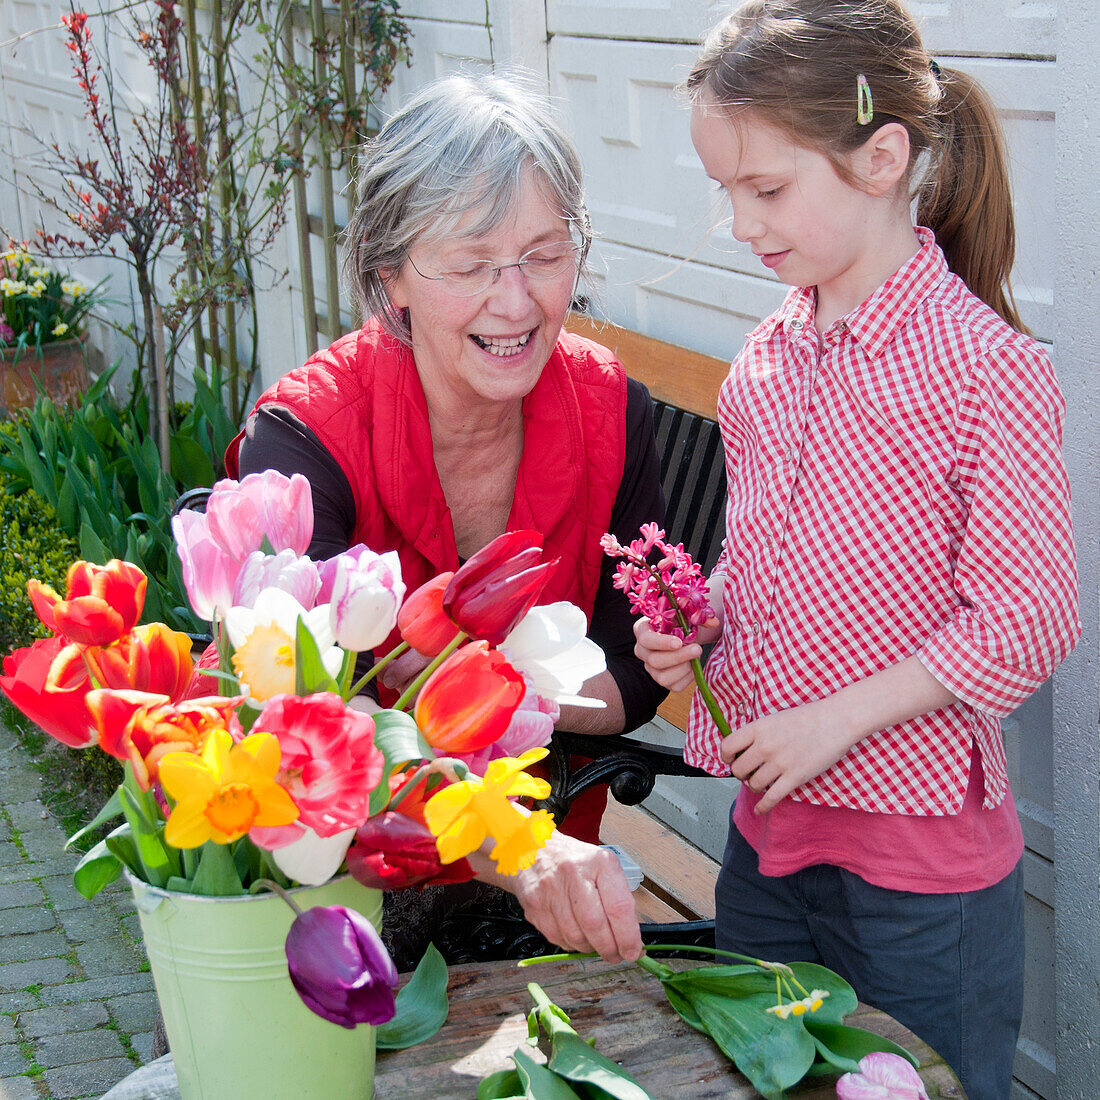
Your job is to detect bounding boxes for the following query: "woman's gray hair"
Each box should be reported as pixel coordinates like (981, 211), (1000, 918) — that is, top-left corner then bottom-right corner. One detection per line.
(343, 71), (592, 344)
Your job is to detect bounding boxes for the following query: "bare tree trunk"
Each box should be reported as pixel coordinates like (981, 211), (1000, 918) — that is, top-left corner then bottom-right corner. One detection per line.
(152, 304), (171, 475)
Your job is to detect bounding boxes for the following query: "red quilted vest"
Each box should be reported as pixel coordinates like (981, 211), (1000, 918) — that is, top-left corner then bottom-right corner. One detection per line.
(227, 320), (629, 841)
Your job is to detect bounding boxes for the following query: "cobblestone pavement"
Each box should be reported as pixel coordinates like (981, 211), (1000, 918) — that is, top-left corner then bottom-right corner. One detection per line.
(0, 718), (157, 1099)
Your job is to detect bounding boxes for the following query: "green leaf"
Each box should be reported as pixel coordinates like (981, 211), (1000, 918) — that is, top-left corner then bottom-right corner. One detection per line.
(802, 1018), (920, 1072)
(659, 984), (814, 1100)
(104, 827), (143, 879)
(376, 943), (449, 1050)
(169, 434), (216, 489)
(369, 709), (434, 816)
(65, 787), (124, 850)
(477, 1069), (524, 1100)
(77, 519), (111, 566)
(189, 841), (245, 896)
(72, 832), (125, 898)
(512, 1047), (584, 1099)
(294, 616), (339, 695)
(118, 783), (173, 887)
(547, 1033), (653, 1100)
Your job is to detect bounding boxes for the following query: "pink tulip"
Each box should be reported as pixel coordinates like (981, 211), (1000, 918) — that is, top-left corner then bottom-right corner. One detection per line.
(172, 509), (240, 620)
(247, 693), (384, 844)
(835, 1053), (930, 1100)
(233, 549), (321, 610)
(323, 547), (405, 652)
(204, 471), (313, 563)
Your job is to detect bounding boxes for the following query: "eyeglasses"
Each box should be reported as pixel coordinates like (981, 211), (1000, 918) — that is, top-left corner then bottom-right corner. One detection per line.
(407, 240), (583, 297)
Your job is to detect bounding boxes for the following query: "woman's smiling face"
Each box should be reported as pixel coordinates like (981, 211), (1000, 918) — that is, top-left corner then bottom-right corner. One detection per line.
(387, 169), (578, 410)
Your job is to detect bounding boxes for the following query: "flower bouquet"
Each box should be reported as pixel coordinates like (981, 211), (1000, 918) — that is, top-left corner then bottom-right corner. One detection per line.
(0, 469), (605, 1099)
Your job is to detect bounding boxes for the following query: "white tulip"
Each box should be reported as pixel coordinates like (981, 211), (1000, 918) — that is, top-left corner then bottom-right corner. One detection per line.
(272, 826), (356, 886)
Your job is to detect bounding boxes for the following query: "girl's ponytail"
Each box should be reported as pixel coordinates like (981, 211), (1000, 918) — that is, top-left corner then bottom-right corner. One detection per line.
(917, 67), (1028, 333)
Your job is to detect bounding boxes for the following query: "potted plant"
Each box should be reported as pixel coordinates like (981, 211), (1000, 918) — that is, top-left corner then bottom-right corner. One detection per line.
(0, 246), (104, 414)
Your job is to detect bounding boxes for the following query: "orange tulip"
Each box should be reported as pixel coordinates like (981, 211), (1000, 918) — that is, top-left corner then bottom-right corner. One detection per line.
(413, 641), (524, 753)
(86, 689), (241, 789)
(82, 623), (194, 699)
(397, 572), (456, 657)
(41, 560), (147, 647)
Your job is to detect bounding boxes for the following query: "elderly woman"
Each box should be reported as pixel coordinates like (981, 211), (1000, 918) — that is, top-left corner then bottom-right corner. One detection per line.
(225, 73), (666, 965)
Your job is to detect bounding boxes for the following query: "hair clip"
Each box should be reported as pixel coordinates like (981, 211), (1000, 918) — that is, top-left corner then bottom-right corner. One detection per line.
(856, 74), (874, 125)
(929, 58), (942, 79)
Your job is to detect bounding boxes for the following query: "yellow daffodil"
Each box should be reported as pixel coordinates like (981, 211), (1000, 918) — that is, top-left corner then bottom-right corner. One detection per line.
(26, 280), (45, 299)
(159, 727), (298, 847)
(766, 989), (829, 1019)
(52, 322), (69, 337)
(2, 278), (25, 296)
(62, 280), (85, 296)
(29, 266), (49, 279)
(423, 748), (556, 875)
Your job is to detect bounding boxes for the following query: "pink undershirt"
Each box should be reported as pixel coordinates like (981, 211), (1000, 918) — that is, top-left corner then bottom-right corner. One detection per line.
(733, 744), (1023, 893)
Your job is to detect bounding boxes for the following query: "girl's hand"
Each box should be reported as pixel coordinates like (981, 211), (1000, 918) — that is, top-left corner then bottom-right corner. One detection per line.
(721, 657), (959, 814)
(633, 620), (711, 692)
(721, 696), (859, 814)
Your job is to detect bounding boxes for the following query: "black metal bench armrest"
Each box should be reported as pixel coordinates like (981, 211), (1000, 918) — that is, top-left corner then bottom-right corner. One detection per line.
(541, 729), (710, 822)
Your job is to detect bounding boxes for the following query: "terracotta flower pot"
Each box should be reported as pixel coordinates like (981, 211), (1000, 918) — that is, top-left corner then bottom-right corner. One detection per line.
(0, 338), (87, 416)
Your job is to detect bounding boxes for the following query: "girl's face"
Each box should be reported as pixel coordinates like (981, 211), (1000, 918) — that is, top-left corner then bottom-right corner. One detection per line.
(690, 104), (898, 310)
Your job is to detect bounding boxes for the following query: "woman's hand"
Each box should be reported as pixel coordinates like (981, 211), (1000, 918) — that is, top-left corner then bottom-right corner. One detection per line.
(475, 831), (643, 963)
(378, 648), (434, 697)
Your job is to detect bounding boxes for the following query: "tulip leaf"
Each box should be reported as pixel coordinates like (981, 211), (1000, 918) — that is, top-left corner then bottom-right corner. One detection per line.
(547, 1032), (654, 1100)
(477, 1069), (524, 1099)
(65, 786), (124, 851)
(103, 826), (143, 880)
(295, 618), (340, 696)
(376, 943), (449, 1050)
(511, 1047), (585, 1099)
(189, 840), (245, 896)
(802, 1018), (920, 1071)
(117, 782), (174, 887)
(73, 833), (125, 898)
(370, 709), (434, 816)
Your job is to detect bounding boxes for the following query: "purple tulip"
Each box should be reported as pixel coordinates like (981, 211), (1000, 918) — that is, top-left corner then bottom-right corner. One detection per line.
(285, 904), (398, 1028)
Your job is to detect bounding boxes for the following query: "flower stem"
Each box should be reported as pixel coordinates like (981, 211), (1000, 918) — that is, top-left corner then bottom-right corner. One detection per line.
(255, 877), (303, 917)
(346, 640), (409, 699)
(392, 631), (466, 712)
(689, 656), (733, 740)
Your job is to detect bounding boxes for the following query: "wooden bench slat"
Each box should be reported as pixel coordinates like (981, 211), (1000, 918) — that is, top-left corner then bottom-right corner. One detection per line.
(601, 801), (718, 921)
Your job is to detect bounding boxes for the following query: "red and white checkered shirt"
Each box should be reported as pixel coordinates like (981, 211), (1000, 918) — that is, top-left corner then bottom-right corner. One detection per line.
(685, 229), (1080, 814)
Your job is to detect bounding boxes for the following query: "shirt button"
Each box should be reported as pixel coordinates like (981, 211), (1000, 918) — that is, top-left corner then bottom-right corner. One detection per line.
(789, 319), (803, 331)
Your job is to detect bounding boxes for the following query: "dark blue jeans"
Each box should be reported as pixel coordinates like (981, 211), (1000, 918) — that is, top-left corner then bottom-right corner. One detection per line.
(715, 821), (1024, 1100)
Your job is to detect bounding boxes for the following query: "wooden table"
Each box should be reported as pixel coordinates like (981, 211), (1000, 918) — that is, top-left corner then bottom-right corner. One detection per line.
(375, 957), (967, 1098)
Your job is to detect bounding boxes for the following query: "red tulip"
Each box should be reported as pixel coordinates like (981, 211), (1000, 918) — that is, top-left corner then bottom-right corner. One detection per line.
(397, 572), (456, 657)
(442, 531), (558, 646)
(347, 811), (474, 890)
(0, 636), (96, 748)
(47, 560), (147, 647)
(414, 641), (525, 753)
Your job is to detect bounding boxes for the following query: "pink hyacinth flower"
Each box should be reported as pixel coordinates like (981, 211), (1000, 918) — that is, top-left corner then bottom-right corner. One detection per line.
(172, 509), (240, 621)
(204, 470), (313, 563)
(835, 1053), (930, 1100)
(320, 546), (405, 652)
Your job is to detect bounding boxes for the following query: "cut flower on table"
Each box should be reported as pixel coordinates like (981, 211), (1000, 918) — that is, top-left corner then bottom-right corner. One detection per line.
(0, 469), (610, 1031)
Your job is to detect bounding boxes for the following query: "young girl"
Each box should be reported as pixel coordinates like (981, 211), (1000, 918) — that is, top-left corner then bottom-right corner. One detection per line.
(636, 3), (1080, 1098)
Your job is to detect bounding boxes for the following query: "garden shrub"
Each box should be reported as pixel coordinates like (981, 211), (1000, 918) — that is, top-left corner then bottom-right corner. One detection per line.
(0, 467), (77, 651)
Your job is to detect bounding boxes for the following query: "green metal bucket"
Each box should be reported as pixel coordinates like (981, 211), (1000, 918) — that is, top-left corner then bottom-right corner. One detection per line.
(130, 875), (381, 1100)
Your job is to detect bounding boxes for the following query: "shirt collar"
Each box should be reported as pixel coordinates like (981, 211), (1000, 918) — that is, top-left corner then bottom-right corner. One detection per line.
(745, 227), (950, 356)
(834, 227), (949, 358)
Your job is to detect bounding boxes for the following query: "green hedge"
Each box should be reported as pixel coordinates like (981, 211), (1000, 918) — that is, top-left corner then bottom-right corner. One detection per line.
(0, 469), (78, 652)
